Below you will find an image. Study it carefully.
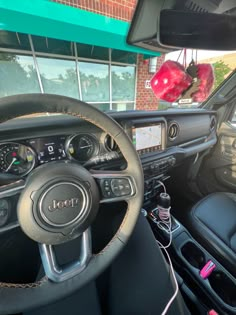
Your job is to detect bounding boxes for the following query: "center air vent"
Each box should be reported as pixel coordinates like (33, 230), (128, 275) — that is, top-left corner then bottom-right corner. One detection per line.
(168, 122), (179, 141)
(210, 116), (217, 131)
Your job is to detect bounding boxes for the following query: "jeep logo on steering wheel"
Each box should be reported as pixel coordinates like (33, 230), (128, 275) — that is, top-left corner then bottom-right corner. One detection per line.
(48, 198), (79, 211)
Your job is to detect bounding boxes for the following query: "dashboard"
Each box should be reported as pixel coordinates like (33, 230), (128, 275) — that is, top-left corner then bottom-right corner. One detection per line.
(0, 108), (217, 230)
(0, 109), (217, 179)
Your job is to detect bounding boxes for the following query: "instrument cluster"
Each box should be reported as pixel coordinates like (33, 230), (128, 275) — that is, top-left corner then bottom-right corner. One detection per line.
(0, 134), (101, 176)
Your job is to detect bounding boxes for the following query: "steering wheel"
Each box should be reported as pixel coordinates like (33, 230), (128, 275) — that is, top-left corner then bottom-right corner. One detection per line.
(0, 94), (144, 314)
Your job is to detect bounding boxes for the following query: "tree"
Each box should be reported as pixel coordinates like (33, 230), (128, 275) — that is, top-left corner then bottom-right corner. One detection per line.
(213, 60), (231, 90)
(0, 53), (37, 97)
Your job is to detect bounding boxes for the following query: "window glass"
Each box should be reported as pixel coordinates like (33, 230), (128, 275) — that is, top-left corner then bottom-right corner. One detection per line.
(0, 53), (40, 97)
(37, 57), (79, 98)
(32, 35), (75, 56)
(112, 103), (135, 111)
(79, 62), (109, 102)
(90, 103), (110, 112)
(231, 110), (236, 125)
(77, 44), (109, 61)
(112, 66), (135, 102)
(0, 31), (31, 51)
(111, 49), (137, 64)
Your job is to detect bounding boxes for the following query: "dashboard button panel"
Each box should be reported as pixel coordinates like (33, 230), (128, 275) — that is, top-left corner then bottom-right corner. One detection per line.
(142, 156), (176, 202)
(143, 156), (176, 178)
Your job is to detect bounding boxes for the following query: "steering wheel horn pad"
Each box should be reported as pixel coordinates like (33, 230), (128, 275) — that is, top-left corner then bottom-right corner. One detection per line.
(18, 161), (100, 245)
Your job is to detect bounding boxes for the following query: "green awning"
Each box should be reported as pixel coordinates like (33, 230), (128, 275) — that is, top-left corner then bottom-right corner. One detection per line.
(0, 0), (160, 57)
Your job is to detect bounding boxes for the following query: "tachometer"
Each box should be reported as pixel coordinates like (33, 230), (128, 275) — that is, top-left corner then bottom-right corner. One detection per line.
(66, 134), (99, 162)
(0, 143), (36, 176)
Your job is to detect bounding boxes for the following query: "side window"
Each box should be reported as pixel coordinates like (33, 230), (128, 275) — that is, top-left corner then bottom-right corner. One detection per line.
(231, 109), (236, 126)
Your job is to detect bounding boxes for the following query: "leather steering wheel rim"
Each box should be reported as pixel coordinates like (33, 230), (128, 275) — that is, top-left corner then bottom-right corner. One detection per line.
(0, 94), (144, 314)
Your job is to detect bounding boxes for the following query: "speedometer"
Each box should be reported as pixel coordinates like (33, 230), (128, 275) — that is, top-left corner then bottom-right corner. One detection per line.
(0, 143), (36, 176)
(66, 134), (99, 162)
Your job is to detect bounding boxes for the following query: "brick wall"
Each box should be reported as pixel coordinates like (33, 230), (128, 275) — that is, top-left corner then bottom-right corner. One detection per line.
(52, 0), (137, 21)
(136, 54), (165, 111)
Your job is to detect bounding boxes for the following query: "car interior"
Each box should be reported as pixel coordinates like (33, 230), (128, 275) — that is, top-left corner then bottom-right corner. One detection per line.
(0, 1), (236, 315)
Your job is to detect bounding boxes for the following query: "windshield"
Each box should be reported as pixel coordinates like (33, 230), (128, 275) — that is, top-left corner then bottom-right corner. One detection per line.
(0, 31), (235, 113)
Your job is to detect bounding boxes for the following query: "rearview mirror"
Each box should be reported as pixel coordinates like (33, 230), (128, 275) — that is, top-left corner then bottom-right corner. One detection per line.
(127, 0), (236, 52)
(160, 10), (236, 51)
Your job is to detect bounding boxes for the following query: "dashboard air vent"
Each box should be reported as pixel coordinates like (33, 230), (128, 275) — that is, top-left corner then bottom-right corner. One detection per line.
(210, 116), (217, 131)
(168, 122), (179, 141)
(104, 135), (119, 152)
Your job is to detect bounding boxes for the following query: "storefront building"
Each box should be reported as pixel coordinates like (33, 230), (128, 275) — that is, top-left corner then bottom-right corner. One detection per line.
(0, 0), (165, 111)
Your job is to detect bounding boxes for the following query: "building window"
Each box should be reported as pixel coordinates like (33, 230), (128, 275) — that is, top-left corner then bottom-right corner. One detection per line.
(37, 57), (79, 99)
(0, 52), (40, 98)
(0, 32), (138, 111)
(90, 103), (110, 111)
(111, 65), (135, 102)
(112, 103), (135, 111)
(79, 62), (109, 102)
(0, 31), (31, 51)
(111, 49), (137, 64)
(32, 35), (75, 56)
(77, 43), (109, 61)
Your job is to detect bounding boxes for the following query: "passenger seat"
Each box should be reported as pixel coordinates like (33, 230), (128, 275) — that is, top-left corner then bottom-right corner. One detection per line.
(186, 193), (236, 277)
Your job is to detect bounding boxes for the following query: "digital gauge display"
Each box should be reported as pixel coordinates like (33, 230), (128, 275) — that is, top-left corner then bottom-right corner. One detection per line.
(28, 136), (66, 164)
(66, 134), (99, 162)
(0, 143), (35, 176)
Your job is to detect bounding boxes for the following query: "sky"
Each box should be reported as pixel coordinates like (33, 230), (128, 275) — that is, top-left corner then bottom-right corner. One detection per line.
(165, 49), (236, 64)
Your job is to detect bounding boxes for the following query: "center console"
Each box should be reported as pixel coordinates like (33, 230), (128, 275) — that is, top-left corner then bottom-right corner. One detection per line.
(148, 205), (236, 315)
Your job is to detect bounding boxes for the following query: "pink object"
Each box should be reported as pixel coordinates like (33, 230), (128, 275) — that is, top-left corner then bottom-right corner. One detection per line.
(200, 260), (216, 279)
(208, 310), (219, 315)
(150, 60), (192, 102)
(192, 64), (215, 102)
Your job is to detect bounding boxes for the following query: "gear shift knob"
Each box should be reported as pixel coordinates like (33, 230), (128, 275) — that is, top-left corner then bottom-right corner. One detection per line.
(158, 193), (171, 209)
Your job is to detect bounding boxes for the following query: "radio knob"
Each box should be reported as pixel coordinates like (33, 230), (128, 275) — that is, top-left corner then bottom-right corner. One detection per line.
(150, 164), (155, 170)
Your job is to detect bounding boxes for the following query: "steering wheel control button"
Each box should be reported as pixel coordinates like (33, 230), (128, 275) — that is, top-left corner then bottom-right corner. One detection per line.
(100, 178), (133, 199)
(111, 178), (132, 197)
(100, 179), (113, 198)
(39, 182), (87, 227)
(0, 199), (10, 227)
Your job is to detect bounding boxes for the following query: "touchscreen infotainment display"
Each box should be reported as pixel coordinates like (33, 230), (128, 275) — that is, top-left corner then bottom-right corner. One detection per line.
(132, 124), (162, 155)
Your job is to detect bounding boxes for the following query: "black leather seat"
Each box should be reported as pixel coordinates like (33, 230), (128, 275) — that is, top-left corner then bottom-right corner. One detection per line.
(187, 193), (236, 277)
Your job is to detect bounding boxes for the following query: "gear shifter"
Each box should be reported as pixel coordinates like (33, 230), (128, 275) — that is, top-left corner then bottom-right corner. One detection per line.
(153, 192), (179, 232)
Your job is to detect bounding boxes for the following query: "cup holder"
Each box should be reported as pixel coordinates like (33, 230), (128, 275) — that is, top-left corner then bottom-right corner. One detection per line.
(208, 271), (236, 307)
(180, 241), (236, 308)
(181, 242), (206, 269)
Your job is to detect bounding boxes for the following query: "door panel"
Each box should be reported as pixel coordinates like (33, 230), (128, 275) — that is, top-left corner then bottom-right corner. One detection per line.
(196, 71), (236, 195)
(197, 122), (236, 194)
